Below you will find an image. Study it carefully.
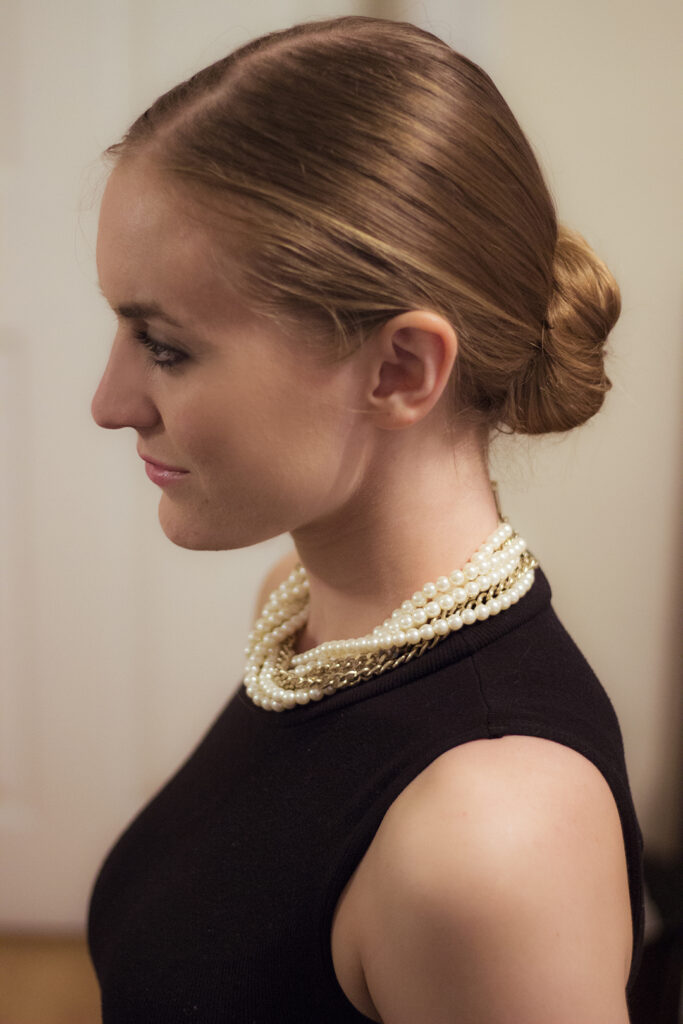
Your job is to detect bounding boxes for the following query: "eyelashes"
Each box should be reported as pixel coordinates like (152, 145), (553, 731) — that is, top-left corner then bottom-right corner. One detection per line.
(133, 328), (188, 371)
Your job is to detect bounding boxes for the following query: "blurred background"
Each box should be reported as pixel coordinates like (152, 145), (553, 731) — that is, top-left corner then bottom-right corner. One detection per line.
(1, 0), (681, 1021)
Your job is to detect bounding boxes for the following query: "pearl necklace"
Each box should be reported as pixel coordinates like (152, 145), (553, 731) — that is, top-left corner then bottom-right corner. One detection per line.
(243, 520), (538, 711)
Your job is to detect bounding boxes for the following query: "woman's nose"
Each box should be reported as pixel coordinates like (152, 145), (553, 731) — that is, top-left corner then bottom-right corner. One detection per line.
(91, 335), (160, 431)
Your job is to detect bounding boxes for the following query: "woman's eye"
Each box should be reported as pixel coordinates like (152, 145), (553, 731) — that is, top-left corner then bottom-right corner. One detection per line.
(133, 329), (187, 371)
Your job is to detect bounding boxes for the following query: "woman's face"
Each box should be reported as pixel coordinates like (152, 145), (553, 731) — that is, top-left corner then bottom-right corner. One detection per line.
(93, 158), (368, 550)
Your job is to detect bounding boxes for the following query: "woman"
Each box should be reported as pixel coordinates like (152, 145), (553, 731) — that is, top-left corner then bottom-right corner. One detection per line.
(88, 15), (644, 1022)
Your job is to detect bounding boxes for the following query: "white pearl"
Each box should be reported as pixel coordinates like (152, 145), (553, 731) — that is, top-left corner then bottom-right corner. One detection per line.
(436, 576), (451, 592)
(475, 604), (490, 620)
(465, 581), (480, 598)
(411, 591), (426, 607)
(438, 593), (455, 611)
(489, 598), (502, 615)
(405, 627), (420, 645)
(433, 620), (450, 635)
(423, 582), (437, 599)
(453, 587), (467, 604)
(449, 570), (465, 587)
(425, 601), (441, 618)
(447, 613), (463, 631)
(464, 564), (479, 580)
(419, 624), (435, 640)
(462, 607), (477, 625)
(411, 608), (428, 626)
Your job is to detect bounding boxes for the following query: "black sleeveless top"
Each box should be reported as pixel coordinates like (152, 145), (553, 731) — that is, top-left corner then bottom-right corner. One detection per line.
(88, 568), (644, 1021)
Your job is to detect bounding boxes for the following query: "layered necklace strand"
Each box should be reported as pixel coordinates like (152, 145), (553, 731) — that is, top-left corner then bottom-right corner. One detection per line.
(243, 520), (538, 712)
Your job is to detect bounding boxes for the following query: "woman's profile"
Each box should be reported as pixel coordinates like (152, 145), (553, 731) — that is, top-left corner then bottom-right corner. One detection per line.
(87, 15), (644, 1022)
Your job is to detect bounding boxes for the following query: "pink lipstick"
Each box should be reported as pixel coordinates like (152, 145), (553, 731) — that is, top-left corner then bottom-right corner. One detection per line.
(139, 452), (189, 487)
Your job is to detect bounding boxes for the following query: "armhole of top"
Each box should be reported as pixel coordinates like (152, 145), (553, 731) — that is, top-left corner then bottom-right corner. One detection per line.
(318, 723), (644, 1004)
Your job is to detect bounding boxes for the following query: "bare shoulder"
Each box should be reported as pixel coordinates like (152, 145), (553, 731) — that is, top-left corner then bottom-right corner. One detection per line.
(354, 736), (633, 1024)
(252, 548), (300, 624)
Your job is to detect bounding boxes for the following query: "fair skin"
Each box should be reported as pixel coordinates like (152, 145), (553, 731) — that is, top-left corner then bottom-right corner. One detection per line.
(94, 155), (633, 1022)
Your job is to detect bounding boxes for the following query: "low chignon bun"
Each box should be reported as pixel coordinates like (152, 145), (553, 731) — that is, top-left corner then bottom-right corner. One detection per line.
(500, 225), (621, 435)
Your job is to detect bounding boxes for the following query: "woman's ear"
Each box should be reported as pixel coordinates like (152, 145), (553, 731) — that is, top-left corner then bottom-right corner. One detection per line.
(365, 310), (458, 429)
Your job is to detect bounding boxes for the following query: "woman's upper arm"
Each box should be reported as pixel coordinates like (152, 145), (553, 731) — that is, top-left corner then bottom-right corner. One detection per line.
(356, 736), (633, 1024)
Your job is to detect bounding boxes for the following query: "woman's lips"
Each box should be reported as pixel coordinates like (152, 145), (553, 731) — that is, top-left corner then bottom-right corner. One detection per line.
(139, 452), (189, 487)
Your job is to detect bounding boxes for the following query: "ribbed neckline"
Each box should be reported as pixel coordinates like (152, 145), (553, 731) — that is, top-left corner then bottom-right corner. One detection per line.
(236, 567), (553, 728)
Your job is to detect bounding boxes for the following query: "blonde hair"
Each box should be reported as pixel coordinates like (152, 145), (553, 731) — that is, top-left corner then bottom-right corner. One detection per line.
(106, 15), (620, 436)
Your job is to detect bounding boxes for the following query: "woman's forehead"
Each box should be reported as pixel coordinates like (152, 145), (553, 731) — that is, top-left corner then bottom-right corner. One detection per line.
(97, 160), (259, 334)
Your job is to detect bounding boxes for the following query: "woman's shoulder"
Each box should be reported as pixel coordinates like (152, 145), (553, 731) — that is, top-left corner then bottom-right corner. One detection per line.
(375, 735), (631, 872)
(348, 736), (633, 1022)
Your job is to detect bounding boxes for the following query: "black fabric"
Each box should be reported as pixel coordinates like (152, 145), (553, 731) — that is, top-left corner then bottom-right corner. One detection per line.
(88, 568), (644, 1022)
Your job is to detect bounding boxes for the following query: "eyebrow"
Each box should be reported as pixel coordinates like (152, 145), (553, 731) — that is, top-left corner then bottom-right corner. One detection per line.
(114, 302), (185, 328)
(97, 284), (184, 328)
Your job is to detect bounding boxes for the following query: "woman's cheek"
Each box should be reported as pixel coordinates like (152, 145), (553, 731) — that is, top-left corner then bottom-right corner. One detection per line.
(171, 391), (225, 463)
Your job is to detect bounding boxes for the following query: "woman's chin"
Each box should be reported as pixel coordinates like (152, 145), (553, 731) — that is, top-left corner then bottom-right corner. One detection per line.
(157, 500), (222, 551)
(157, 497), (283, 551)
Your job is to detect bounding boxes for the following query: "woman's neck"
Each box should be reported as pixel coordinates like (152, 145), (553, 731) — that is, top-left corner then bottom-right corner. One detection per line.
(290, 428), (499, 655)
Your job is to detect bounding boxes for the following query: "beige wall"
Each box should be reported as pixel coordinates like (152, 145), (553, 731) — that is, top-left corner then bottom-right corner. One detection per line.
(1, 0), (680, 929)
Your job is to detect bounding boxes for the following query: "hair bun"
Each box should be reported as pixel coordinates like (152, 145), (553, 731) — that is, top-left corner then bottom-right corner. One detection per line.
(502, 224), (621, 435)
